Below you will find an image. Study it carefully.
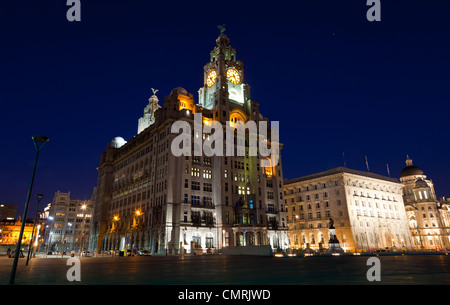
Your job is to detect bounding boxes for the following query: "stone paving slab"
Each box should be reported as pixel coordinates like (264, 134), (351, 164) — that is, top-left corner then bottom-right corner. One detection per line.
(1, 254), (450, 285)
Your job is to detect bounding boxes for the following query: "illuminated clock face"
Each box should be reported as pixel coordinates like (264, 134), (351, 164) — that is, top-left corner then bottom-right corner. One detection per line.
(227, 68), (241, 85)
(206, 70), (217, 87)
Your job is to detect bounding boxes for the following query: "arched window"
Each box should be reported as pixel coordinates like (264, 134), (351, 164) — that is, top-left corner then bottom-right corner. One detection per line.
(272, 235), (279, 248)
(264, 157), (273, 177)
(229, 110), (246, 128)
(192, 232), (201, 248)
(409, 217), (417, 229)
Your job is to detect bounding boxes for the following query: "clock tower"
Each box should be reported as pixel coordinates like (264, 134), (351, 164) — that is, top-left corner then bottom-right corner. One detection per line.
(198, 28), (253, 124)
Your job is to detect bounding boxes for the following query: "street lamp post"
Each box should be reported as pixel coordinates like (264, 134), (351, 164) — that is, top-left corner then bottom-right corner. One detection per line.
(45, 216), (54, 256)
(62, 223), (72, 257)
(26, 194), (44, 265)
(129, 210), (142, 255)
(47, 232), (53, 256)
(79, 204), (87, 257)
(9, 135), (49, 285)
(112, 215), (119, 255)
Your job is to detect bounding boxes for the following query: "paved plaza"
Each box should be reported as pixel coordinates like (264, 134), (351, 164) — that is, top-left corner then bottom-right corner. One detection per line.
(2, 254), (450, 285)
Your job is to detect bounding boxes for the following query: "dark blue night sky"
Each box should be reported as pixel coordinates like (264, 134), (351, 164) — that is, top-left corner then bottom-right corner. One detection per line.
(1, 0), (449, 217)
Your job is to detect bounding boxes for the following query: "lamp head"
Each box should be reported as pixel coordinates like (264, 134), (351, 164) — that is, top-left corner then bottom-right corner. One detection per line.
(32, 135), (50, 143)
(31, 135), (50, 151)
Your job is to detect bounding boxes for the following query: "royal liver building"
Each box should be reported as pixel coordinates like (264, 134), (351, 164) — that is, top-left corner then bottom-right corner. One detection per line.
(90, 30), (288, 255)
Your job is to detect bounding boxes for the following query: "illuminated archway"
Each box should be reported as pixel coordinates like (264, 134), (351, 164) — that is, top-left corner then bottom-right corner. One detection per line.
(229, 109), (247, 128)
(409, 214), (417, 229)
(264, 157), (274, 177)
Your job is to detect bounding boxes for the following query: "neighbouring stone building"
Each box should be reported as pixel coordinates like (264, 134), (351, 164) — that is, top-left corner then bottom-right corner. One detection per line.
(45, 190), (94, 254)
(0, 219), (34, 247)
(400, 156), (450, 251)
(284, 167), (413, 252)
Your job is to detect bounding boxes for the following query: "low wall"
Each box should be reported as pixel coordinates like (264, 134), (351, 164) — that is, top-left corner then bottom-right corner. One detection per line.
(222, 245), (273, 256)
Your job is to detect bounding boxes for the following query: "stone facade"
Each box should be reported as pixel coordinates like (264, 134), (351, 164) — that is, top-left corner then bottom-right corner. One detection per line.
(45, 190), (93, 254)
(0, 220), (34, 246)
(400, 157), (450, 251)
(284, 167), (413, 252)
(90, 32), (288, 255)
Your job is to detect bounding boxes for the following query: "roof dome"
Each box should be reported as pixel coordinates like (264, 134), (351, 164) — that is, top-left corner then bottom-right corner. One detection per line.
(109, 137), (127, 148)
(171, 87), (188, 96)
(400, 166), (424, 178)
(400, 156), (425, 178)
(414, 178), (429, 189)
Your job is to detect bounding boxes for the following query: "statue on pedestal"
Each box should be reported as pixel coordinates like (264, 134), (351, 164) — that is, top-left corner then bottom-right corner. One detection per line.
(327, 218), (343, 254)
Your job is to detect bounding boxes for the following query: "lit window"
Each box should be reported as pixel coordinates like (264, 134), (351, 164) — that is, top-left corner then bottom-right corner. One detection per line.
(191, 167), (200, 177)
(203, 169), (212, 179)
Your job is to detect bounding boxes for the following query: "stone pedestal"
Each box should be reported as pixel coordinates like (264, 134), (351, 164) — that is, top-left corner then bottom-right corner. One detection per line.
(327, 218), (343, 254)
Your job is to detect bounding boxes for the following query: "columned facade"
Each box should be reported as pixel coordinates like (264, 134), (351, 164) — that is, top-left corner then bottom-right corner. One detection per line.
(400, 156), (450, 251)
(284, 167), (413, 253)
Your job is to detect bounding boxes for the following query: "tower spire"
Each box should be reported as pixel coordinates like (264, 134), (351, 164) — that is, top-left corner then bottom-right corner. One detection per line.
(137, 89), (160, 134)
(406, 155), (413, 167)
